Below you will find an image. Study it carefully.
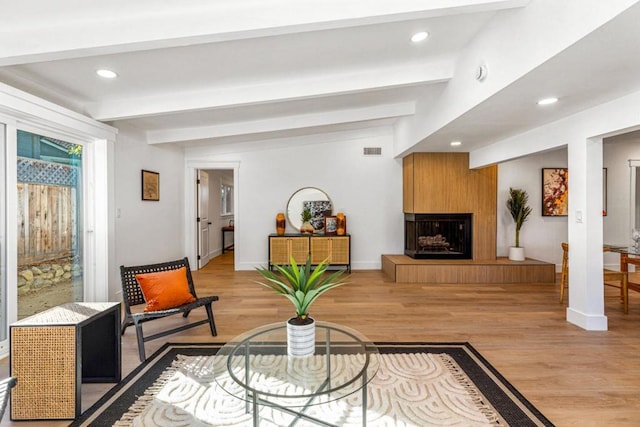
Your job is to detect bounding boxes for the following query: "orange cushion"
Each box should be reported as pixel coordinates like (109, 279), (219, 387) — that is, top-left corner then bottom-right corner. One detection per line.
(135, 267), (196, 312)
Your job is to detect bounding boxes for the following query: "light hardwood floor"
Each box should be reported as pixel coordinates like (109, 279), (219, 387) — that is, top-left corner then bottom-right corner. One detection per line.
(2, 251), (640, 426)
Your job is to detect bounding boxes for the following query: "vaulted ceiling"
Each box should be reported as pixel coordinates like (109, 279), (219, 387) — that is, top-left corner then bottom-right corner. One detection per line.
(1, 0), (640, 155)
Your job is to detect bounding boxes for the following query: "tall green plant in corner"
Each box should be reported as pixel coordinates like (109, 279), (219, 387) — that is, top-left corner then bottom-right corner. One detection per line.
(506, 187), (532, 248)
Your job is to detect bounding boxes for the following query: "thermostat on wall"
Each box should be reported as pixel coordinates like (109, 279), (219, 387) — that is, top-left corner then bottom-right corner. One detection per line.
(475, 63), (488, 81)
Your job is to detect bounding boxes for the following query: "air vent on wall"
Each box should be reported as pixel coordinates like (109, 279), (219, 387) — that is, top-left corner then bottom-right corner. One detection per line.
(363, 147), (382, 156)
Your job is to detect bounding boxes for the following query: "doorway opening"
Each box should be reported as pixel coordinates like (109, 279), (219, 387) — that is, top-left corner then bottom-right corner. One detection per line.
(196, 169), (235, 269)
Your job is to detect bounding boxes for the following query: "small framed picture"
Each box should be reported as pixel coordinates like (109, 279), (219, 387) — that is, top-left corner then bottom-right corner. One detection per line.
(324, 215), (337, 235)
(142, 170), (160, 201)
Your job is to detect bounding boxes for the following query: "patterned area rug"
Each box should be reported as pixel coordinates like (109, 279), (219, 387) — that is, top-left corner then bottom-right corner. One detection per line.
(71, 343), (553, 427)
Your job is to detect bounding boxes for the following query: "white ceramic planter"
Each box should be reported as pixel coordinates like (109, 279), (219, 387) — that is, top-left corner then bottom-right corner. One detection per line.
(286, 317), (315, 356)
(508, 247), (525, 261)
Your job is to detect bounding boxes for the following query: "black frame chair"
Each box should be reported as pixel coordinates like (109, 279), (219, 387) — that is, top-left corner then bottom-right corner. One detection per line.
(120, 257), (219, 361)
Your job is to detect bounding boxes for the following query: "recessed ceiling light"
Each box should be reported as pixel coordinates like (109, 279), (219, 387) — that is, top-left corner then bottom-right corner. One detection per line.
(537, 97), (558, 105)
(411, 32), (429, 43)
(96, 69), (118, 79)
(450, 141), (462, 147)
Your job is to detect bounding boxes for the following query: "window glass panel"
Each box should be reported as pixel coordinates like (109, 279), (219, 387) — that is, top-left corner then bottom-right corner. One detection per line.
(16, 130), (83, 318)
(0, 123), (6, 341)
(221, 183), (233, 216)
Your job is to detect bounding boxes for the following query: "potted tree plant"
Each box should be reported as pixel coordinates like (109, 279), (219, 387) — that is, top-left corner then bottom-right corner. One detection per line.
(255, 255), (347, 356)
(506, 187), (532, 261)
(299, 207), (314, 234)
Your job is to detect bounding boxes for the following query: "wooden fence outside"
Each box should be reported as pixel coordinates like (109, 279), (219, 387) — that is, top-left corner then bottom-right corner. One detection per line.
(17, 183), (76, 265)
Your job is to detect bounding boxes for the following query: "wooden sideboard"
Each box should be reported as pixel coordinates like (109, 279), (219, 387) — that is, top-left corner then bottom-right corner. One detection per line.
(269, 234), (351, 271)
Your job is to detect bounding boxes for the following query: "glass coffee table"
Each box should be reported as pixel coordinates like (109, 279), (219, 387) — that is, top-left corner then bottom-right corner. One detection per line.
(214, 321), (379, 427)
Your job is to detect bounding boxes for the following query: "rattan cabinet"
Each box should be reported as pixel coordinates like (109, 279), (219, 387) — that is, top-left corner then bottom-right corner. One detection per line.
(269, 234), (350, 271)
(269, 235), (310, 266)
(310, 236), (350, 270)
(10, 302), (121, 420)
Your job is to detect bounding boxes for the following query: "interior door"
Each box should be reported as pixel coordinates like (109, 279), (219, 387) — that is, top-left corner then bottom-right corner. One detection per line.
(197, 170), (211, 268)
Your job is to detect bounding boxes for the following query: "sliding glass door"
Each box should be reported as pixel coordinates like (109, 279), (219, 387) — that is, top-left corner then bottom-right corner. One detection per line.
(0, 123), (6, 346)
(16, 130), (84, 318)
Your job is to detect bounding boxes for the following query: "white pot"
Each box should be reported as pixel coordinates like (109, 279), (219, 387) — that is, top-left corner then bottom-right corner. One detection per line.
(508, 247), (525, 261)
(286, 317), (315, 356)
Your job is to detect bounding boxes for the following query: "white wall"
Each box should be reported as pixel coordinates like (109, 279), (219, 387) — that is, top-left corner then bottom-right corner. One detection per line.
(113, 125), (186, 297)
(474, 88), (640, 271)
(185, 127), (404, 270)
(110, 118), (639, 285)
(496, 138), (640, 271)
(497, 148), (568, 269)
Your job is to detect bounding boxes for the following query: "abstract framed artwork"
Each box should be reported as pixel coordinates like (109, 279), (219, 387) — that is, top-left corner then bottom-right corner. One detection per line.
(542, 168), (568, 216)
(303, 200), (332, 232)
(142, 170), (160, 201)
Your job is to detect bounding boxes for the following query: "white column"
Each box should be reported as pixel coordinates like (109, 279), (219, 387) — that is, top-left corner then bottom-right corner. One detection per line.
(566, 137), (607, 330)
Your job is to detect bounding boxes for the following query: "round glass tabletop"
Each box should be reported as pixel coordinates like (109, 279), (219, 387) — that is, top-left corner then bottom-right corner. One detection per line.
(213, 321), (379, 408)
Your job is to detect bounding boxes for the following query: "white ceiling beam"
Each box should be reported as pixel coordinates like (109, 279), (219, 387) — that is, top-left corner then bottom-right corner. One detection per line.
(87, 61), (452, 121)
(146, 102), (415, 144)
(0, 0), (528, 66)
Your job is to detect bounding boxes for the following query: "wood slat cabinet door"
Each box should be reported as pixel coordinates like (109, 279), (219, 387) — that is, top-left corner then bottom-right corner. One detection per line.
(310, 237), (331, 264)
(328, 236), (350, 265)
(289, 237), (310, 264)
(269, 236), (310, 265)
(310, 236), (350, 266)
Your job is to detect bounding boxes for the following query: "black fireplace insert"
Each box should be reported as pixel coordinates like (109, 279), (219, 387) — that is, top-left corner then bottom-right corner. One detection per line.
(405, 213), (472, 259)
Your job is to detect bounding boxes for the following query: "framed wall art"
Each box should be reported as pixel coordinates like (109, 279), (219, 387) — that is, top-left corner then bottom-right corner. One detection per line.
(542, 168), (568, 216)
(142, 170), (160, 201)
(324, 215), (337, 235)
(303, 200), (333, 231)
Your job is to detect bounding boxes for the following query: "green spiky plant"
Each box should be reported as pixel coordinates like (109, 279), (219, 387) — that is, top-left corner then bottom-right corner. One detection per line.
(506, 187), (532, 248)
(299, 206), (315, 233)
(301, 207), (313, 223)
(255, 255), (348, 325)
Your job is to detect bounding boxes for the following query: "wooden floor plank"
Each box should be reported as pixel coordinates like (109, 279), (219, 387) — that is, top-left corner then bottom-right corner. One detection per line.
(2, 251), (640, 426)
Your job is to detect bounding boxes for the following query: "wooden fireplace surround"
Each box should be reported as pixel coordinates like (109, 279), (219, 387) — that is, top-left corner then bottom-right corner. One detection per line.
(385, 152), (554, 284)
(403, 152), (496, 260)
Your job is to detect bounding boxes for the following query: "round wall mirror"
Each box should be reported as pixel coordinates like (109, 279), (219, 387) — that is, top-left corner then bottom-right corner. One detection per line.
(286, 187), (333, 232)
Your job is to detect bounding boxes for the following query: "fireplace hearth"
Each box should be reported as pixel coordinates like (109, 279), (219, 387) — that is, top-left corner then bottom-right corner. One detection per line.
(405, 213), (472, 259)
